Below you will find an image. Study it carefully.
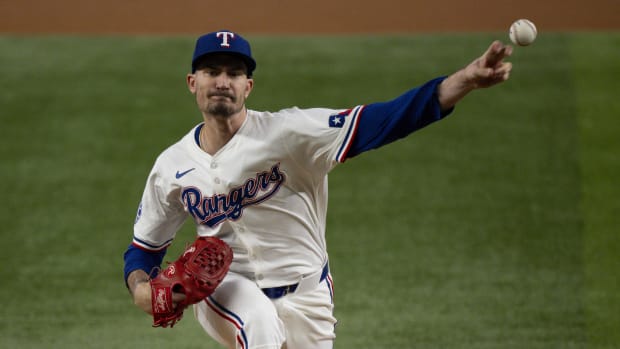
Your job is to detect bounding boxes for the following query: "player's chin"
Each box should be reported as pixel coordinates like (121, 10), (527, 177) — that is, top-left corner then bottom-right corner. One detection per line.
(207, 103), (238, 118)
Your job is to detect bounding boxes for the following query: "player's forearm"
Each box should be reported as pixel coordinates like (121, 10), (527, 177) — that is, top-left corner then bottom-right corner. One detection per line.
(436, 69), (476, 111)
(127, 269), (153, 314)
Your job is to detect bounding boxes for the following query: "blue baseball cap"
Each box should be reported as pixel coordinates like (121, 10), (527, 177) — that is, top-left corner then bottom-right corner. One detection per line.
(192, 30), (256, 76)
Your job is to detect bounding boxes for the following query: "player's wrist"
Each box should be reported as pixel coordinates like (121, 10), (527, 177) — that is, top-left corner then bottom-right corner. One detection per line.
(133, 281), (154, 314)
(437, 70), (475, 110)
(127, 270), (150, 294)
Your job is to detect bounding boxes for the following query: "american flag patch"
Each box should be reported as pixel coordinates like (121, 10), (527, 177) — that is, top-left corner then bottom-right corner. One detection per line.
(328, 109), (351, 128)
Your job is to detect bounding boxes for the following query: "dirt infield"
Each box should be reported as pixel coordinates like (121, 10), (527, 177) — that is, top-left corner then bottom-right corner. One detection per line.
(1, 0), (618, 34)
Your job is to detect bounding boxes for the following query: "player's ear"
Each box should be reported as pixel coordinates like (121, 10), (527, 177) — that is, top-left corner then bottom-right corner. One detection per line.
(244, 78), (254, 99)
(187, 74), (197, 94)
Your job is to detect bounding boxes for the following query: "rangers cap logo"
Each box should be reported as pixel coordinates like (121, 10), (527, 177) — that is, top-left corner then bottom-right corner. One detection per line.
(216, 31), (234, 47)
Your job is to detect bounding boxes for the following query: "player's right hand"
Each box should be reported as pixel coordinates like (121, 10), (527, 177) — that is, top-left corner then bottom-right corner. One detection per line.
(466, 40), (513, 89)
(133, 281), (187, 314)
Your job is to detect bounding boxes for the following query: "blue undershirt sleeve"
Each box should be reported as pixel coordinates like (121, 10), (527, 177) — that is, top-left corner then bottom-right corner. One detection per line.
(123, 244), (167, 287)
(347, 76), (454, 158)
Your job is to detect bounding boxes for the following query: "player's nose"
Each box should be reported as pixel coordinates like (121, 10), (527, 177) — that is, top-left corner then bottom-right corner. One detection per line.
(214, 73), (232, 89)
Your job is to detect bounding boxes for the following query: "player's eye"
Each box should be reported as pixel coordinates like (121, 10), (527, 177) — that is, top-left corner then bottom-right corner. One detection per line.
(201, 67), (220, 77)
(228, 70), (244, 78)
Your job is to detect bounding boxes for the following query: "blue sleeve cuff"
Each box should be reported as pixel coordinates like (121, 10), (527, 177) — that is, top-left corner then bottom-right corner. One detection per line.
(123, 244), (167, 287)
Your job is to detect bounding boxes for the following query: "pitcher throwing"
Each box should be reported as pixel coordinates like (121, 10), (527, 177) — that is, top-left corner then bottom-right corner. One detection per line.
(123, 30), (513, 349)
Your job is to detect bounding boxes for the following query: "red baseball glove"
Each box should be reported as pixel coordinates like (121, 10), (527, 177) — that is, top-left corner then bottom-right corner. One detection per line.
(149, 236), (233, 328)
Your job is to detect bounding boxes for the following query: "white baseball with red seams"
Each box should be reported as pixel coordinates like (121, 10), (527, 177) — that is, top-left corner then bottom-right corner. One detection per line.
(509, 19), (538, 46)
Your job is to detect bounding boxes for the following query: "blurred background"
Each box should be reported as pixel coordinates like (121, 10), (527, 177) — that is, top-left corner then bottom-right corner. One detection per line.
(1, 0), (619, 33)
(1, 1), (619, 348)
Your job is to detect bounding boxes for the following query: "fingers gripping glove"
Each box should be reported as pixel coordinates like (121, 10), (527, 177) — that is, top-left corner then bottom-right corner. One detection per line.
(149, 236), (233, 328)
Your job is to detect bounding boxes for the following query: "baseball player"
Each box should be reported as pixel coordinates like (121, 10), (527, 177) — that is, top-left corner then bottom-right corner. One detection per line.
(124, 30), (513, 348)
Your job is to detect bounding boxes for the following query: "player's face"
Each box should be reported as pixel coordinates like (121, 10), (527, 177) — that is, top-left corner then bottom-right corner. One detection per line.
(188, 55), (254, 118)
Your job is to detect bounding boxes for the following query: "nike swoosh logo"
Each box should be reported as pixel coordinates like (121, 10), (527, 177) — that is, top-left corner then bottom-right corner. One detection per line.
(175, 168), (196, 179)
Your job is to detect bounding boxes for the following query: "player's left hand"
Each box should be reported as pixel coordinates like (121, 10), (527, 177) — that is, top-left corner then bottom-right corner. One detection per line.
(149, 236), (233, 328)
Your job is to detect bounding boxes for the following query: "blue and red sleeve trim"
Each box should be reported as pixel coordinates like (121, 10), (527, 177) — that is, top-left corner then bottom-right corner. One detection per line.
(335, 105), (364, 162)
(131, 236), (173, 252)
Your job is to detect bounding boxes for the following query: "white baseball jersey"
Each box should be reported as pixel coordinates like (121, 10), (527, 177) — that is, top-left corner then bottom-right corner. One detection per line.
(133, 106), (363, 288)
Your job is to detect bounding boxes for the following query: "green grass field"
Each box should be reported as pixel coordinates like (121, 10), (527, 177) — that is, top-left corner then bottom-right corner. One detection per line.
(1, 33), (618, 348)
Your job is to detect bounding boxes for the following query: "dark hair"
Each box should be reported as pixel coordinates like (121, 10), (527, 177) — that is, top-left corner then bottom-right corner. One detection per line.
(192, 53), (252, 77)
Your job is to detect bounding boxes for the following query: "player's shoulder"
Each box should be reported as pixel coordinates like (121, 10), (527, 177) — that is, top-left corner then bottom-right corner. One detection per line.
(248, 107), (345, 126)
(247, 108), (342, 138)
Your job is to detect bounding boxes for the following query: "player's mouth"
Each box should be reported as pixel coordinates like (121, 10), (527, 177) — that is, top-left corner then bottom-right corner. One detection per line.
(208, 93), (235, 101)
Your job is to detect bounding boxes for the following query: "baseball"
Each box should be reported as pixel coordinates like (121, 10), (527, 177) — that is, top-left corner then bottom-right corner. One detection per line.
(509, 19), (537, 46)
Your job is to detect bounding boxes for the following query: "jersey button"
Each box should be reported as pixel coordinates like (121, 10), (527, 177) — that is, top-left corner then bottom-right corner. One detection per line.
(210, 162), (218, 169)
(214, 177), (221, 184)
(257, 274), (264, 280)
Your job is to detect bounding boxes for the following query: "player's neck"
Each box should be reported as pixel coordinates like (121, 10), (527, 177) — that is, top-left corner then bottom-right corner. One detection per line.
(200, 109), (247, 155)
